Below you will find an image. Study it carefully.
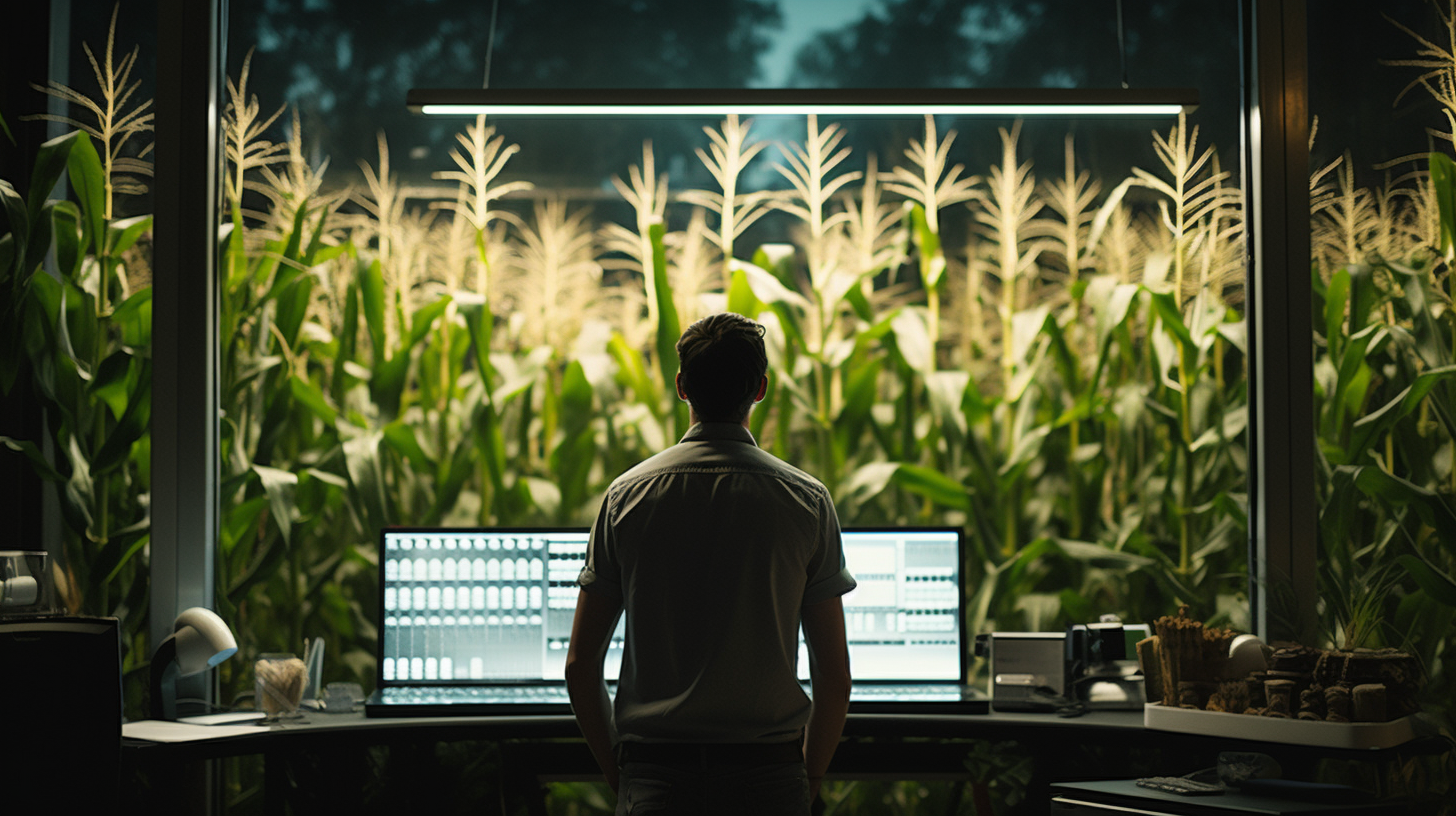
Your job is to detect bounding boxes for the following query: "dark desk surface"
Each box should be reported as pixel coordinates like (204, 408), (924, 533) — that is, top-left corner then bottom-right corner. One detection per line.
(123, 708), (1148, 756)
(122, 709), (1443, 816)
(1051, 779), (1396, 815)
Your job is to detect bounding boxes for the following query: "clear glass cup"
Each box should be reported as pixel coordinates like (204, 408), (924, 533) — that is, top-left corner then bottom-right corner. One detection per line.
(255, 652), (307, 721)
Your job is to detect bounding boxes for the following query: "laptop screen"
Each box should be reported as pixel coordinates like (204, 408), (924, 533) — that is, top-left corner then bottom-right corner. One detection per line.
(798, 528), (965, 683)
(377, 526), (964, 687)
(378, 528), (605, 685)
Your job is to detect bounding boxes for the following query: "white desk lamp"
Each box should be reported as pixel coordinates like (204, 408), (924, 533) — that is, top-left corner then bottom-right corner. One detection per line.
(149, 607), (238, 720)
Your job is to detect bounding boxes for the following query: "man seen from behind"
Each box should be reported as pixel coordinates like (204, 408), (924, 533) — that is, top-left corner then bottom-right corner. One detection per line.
(565, 312), (856, 815)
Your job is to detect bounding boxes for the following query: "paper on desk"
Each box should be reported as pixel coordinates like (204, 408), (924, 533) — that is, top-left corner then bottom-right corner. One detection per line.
(180, 712), (267, 726)
(124, 719), (272, 742)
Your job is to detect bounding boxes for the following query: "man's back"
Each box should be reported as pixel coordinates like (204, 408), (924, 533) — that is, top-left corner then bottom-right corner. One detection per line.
(565, 312), (855, 814)
(582, 422), (854, 743)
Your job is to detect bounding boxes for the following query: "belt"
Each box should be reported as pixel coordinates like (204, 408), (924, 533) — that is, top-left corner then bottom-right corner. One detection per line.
(617, 739), (803, 768)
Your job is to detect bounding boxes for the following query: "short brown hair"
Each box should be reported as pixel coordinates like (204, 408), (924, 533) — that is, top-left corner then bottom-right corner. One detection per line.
(675, 313), (768, 423)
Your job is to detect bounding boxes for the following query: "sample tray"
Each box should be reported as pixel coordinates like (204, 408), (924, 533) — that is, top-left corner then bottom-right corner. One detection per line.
(1143, 703), (1417, 749)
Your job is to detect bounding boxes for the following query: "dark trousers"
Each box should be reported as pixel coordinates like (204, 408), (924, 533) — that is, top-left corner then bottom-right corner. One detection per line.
(615, 741), (809, 816)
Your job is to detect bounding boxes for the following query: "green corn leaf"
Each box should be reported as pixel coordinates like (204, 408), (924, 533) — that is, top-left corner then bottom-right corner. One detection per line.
(65, 132), (106, 255)
(382, 419), (430, 472)
(290, 374), (340, 426)
(343, 433), (389, 536)
(62, 435), (96, 536)
(552, 360), (597, 516)
(371, 352), (410, 422)
(1009, 307), (1055, 388)
(837, 358), (883, 448)
(471, 398), (508, 495)
(1148, 290), (1195, 350)
(105, 214), (152, 257)
(97, 531), (149, 587)
(223, 221), (250, 292)
(1348, 365), (1456, 459)
(1389, 260), (1455, 371)
(408, 294), (452, 347)
(926, 370), (970, 445)
(27, 131), (80, 227)
(557, 358), (595, 438)
(278, 199), (310, 267)
(332, 279), (362, 401)
(894, 463), (971, 511)
(844, 280), (874, 323)
(360, 259), (387, 360)
(1054, 538), (1156, 570)
(1324, 266), (1351, 347)
(608, 331), (659, 411)
(1089, 279), (1140, 352)
(889, 307), (932, 374)
(999, 537), (1060, 591)
(220, 495), (269, 560)
(840, 461), (900, 508)
(735, 258), (811, 311)
(650, 220), (680, 391)
(274, 270), (314, 351)
(111, 287), (152, 349)
(92, 360), (151, 477)
(426, 441), (475, 525)
(735, 259), (809, 355)
(1348, 465), (1456, 542)
(727, 265), (760, 318)
(1430, 151), (1456, 262)
(1396, 554), (1456, 608)
(225, 536), (288, 605)
(89, 349), (133, 418)
(1000, 425), (1053, 476)
(908, 203), (944, 288)
(50, 200), (82, 279)
(460, 297), (495, 388)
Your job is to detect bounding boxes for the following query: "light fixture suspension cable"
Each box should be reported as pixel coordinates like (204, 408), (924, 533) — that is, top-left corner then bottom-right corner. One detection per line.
(1115, 0), (1130, 89)
(482, 0), (501, 89)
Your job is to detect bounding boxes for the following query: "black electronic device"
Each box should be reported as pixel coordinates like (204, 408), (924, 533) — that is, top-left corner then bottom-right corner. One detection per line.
(1065, 619), (1149, 710)
(0, 615), (121, 812)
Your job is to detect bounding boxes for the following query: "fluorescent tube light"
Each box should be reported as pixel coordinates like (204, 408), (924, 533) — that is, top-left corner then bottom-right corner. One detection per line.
(407, 88), (1197, 118)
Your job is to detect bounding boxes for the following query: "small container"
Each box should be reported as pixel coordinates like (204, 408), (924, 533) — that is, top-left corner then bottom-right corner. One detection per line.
(323, 682), (364, 713)
(0, 551), (55, 618)
(255, 652), (308, 721)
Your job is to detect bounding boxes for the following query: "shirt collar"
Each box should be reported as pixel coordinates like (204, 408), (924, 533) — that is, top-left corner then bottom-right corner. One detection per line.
(680, 422), (759, 447)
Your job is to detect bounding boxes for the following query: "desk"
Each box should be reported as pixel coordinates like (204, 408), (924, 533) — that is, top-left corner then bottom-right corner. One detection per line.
(122, 710), (1441, 815)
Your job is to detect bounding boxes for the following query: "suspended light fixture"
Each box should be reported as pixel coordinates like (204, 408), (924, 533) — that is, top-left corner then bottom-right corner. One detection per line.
(406, 87), (1195, 118)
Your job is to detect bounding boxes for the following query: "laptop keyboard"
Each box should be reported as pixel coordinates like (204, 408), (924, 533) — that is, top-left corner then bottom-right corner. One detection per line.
(850, 684), (969, 701)
(377, 685), (572, 706)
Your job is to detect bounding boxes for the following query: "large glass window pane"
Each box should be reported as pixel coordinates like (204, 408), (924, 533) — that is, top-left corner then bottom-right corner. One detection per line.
(215, 0), (1246, 710)
(1309, 0), (1456, 740)
(1, 0), (157, 717)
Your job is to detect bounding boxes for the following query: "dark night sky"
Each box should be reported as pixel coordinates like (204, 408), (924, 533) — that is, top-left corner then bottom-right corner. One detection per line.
(48, 1), (1456, 215)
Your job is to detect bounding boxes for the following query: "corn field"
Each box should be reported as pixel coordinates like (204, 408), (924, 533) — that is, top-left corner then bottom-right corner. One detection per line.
(3, 3), (1456, 813)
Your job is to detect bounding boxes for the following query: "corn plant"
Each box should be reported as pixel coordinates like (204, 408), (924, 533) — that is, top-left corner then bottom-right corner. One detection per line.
(1, 6), (155, 712)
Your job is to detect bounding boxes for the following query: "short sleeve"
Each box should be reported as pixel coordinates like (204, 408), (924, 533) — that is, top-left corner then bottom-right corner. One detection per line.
(578, 490), (623, 602)
(802, 486), (856, 606)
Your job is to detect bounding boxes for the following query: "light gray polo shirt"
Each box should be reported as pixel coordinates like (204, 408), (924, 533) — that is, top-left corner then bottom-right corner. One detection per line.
(579, 421), (856, 744)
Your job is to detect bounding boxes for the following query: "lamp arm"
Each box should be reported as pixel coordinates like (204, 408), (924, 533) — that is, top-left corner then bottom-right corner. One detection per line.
(149, 634), (181, 720)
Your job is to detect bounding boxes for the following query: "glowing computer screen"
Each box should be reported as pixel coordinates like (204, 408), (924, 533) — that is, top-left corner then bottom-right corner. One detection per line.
(377, 526), (963, 686)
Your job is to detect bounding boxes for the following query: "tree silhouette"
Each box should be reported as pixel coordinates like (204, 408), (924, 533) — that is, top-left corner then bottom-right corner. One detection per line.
(232, 0), (782, 190)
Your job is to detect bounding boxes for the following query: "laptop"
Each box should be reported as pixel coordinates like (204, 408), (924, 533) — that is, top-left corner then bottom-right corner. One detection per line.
(365, 526), (986, 717)
(802, 527), (986, 714)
